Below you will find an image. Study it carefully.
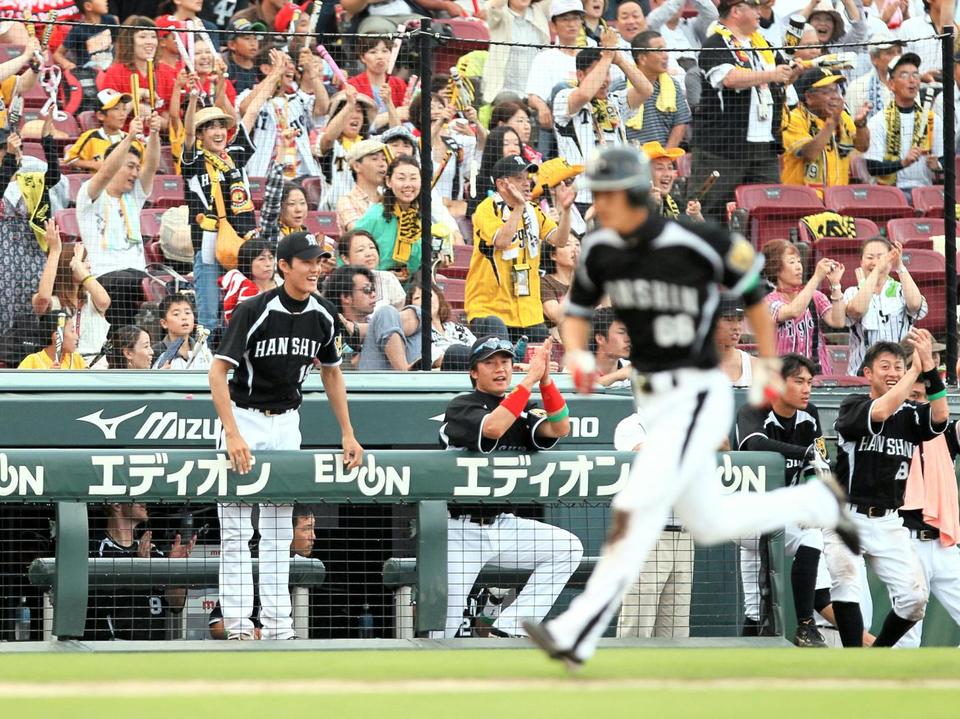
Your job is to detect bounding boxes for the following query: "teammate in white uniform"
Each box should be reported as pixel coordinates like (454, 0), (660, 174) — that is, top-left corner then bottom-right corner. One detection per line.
(523, 146), (859, 667)
(829, 334), (946, 647)
(209, 232), (363, 640)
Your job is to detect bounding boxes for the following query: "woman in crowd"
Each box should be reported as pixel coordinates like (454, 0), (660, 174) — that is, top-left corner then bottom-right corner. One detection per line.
(159, 0), (219, 38)
(489, 100), (541, 163)
(192, 38), (238, 110)
(540, 235), (580, 335)
(347, 35), (409, 125)
(467, 125), (522, 215)
(842, 237), (927, 376)
(101, 17), (176, 127)
(407, 278), (475, 370)
(219, 238), (277, 324)
(338, 228), (405, 309)
(354, 155), (456, 280)
(106, 324), (155, 369)
(761, 239), (846, 374)
(317, 86), (377, 212)
(32, 220), (111, 364)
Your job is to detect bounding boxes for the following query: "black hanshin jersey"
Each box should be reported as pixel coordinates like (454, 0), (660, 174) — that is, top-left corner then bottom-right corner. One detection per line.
(215, 287), (341, 412)
(735, 402), (823, 486)
(565, 214), (765, 372)
(440, 390), (557, 519)
(836, 393), (948, 509)
(87, 535), (170, 641)
(900, 420), (960, 532)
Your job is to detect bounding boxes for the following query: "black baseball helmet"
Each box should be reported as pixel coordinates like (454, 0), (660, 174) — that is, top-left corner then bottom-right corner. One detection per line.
(578, 146), (652, 196)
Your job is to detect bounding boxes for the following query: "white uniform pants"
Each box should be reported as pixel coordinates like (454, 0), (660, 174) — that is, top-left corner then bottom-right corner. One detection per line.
(617, 529), (694, 638)
(824, 511), (928, 623)
(441, 513), (584, 638)
(896, 537), (960, 648)
(218, 405), (301, 640)
(545, 369), (841, 661)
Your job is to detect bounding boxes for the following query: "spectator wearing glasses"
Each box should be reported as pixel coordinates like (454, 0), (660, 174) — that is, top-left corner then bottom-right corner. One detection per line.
(864, 52), (943, 199)
(437, 336), (582, 638)
(782, 68), (871, 196)
(466, 155), (575, 344)
(323, 264), (380, 363)
(843, 237), (927, 376)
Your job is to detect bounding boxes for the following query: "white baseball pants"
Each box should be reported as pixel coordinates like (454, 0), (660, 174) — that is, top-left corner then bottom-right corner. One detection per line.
(825, 511), (928, 623)
(440, 513), (584, 637)
(218, 405), (301, 640)
(544, 369), (842, 662)
(897, 538), (960, 648)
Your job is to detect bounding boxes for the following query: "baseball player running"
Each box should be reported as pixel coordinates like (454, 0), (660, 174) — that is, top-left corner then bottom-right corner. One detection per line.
(736, 353), (834, 647)
(523, 146), (859, 668)
(828, 333), (946, 647)
(896, 377), (960, 647)
(210, 231), (363, 640)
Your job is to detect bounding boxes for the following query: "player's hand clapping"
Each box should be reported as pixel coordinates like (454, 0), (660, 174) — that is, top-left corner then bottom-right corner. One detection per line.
(137, 530), (154, 558)
(905, 328), (936, 372)
(168, 532), (197, 558)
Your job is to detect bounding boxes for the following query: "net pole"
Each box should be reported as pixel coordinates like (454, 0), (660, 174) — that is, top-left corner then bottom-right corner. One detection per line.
(942, 27), (957, 384)
(418, 19), (434, 372)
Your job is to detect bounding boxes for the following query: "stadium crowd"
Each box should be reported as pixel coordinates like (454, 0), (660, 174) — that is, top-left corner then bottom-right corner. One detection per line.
(0, 0), (958, 645)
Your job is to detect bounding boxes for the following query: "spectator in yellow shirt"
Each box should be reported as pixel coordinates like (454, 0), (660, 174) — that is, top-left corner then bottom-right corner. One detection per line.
(466, 155), (574, 343)
(18, 312), (88, 370)
(64, 89), (134, 172)
(781, 68), (870, 197)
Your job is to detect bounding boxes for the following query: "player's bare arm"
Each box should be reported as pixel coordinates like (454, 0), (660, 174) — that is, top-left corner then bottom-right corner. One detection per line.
(209, 358), (252, 475)
(320, 364), (363, 469)
(535, 339), (571, 440)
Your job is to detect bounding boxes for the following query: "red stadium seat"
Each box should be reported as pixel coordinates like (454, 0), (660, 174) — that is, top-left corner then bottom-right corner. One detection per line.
(22, 141), (44, 160)
(62, 174), (86, 204)
(886, 217), (945, 244)
(140, 208), (166, 240)
(676, 152), (692, 178)
(825, 345), (849, 373)
(900, 248), (945, 274)
(811, 237), (867, 288)
(247, 176), (266, 204)
(910, 186), (945, 218)
(144, 239), (164, 265)
(442, 243), (473, 279)
(54, 208), (80, 240)
(431, 18), (490, 74)
(912, 269), (947, 334)
(156, 149), (177, 176)
(0, 45), (24, 61)
(300, 176), (324, 208)
(148, 175), (184, 208)
(305, 211), (340, 239)
(823, 185), (914, 225)
(797, 217), (879, 245)
(440, 277), (466, 310)
(735, 184), (823, 247)
(21, 82), (49, 109)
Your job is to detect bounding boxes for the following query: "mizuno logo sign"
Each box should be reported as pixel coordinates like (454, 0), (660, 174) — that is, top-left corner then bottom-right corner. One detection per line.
(77, 406), (148, 440)
(77, 407), (221, 441)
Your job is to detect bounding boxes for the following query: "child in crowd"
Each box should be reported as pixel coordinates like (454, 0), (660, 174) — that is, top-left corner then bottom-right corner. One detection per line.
(18, 311), (88, 370)
(225, 17), (265, 94)
(347, 36), (408, 124)
(55, 0), (118, 72)
(154, 16), (188, 71)
(64, 90), (133, 172)
(151, 293), (213, 369)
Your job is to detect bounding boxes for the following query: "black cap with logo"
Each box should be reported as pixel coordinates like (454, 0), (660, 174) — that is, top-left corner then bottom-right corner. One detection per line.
(277, 231), (331, 264)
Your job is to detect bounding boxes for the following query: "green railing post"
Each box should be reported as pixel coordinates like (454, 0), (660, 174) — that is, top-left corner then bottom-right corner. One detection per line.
(53, 502), (89, 639)
(415, 500), (448, 634)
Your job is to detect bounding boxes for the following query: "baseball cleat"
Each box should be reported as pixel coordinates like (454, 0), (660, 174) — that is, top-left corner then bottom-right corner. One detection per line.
(794, 622), (828, 648)
(522, 620), (583, 671)
(815, 470), (861, 555)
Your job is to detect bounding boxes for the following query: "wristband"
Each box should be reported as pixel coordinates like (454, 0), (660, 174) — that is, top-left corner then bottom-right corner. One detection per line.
(499, 384), (531, 418)
(921, 368), (945, 398)
(547, 406), (570, 423)
(540, 379), (566, 415)
(80, 275), (94, 285)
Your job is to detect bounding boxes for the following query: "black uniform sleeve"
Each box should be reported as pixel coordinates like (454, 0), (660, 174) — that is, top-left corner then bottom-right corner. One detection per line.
(215, 300), (255, 366)
(526, 402), (560, 451)
(315, 296), (343, 366)
(440, 394), (498, 453)
(945, 420), (960, 460)
(835, 393), (881, 440)
(230, 124), (257, 167)
(42, 133), (61, 187)
(736, 405), (810, 459)
(904, 401), (948, 443)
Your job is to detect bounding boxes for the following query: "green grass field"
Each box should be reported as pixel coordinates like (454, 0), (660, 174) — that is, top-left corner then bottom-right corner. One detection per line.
(3, 648), (959, 718)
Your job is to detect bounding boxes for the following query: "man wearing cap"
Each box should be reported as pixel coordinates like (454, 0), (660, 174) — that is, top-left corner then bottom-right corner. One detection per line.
(210, 230), (363, 640)
(864, 52), (943, 197)
(691, 0), (797, 223)
(466, 155), (574, 344)
(64, 89), (134, 172)
(226, 18), (266, 93)
(182, 73), (278, 330)
(437, 336), (583, 638)
(553, 40), (652, 209)
(781, 68), (870, 195)
(622, 30), (692, 147)
(78, 113), (161, 330)
(336, 139), (387, 231)
(846, 30), (902, 121)
(380, 125), (418, 157)
(642, 141), (703, 221)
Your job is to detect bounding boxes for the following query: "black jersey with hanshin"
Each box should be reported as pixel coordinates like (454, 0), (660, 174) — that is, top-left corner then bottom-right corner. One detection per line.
(735, 403), (823, 486)
(439, 390), (558, 519)
(835, 393), (948, 509)
(215, 287), (342, 412)
(565, 214), (765, 372)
